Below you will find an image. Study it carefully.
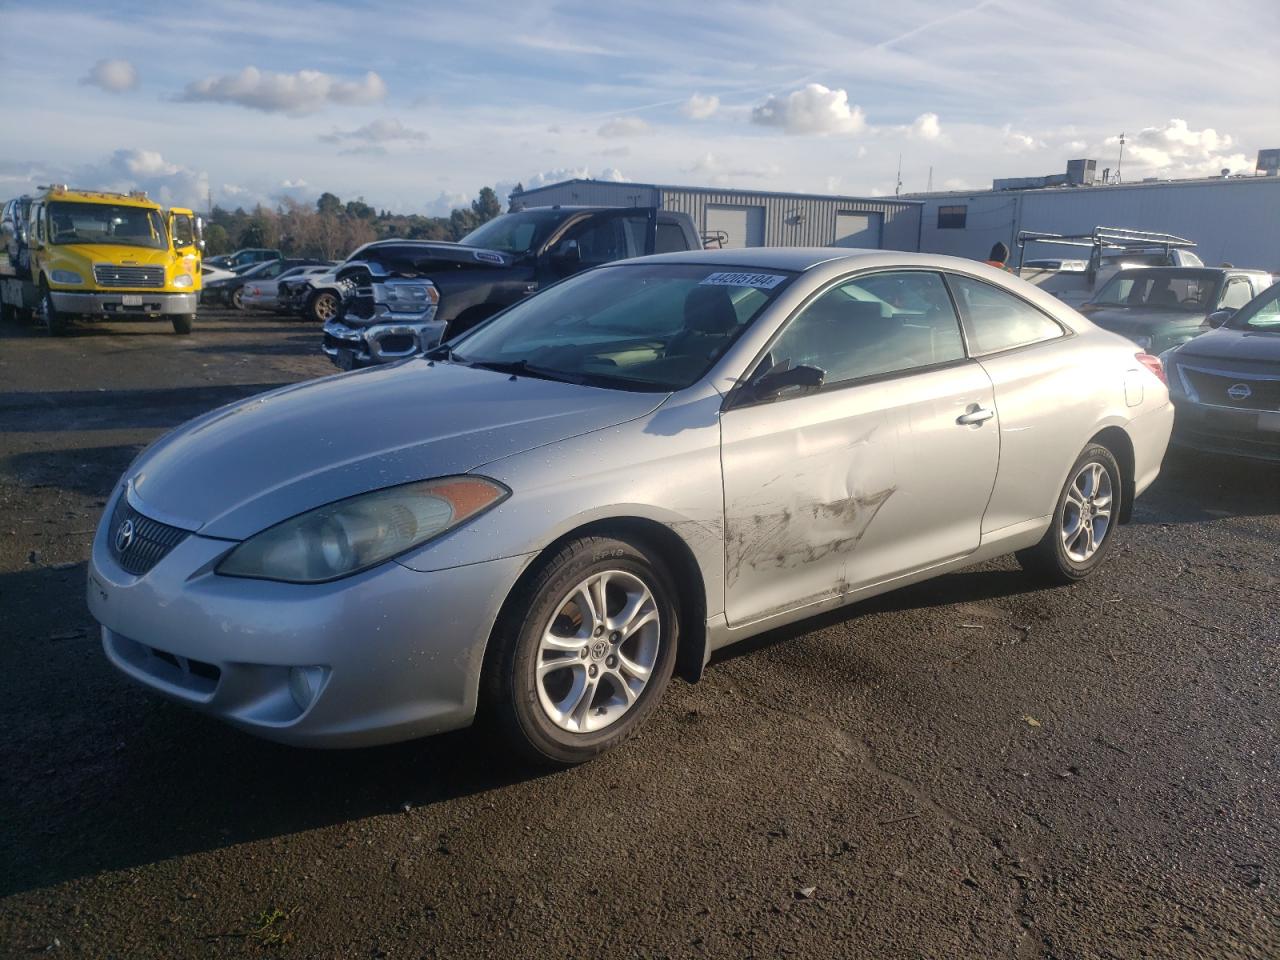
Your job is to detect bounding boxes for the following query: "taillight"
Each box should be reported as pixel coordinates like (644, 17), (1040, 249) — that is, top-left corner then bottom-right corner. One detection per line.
(1135, 352), (1166, 385)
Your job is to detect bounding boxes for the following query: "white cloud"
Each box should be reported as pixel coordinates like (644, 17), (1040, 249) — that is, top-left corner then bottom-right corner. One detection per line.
(751, 84), (866, 135)
(908, 112), (942, 141)
(424, 190), (471, 217)
(1065, 140), (1088, 152)
(320, 118), (427, 144)
(1110, 118), (1250, 177)
(1002, 125), (1046, 153)
(515, 36), (614, 56)
(66, 149), (210, 209)
(598, 116), (652, 138)
(178, 67), (387, 114)
(681, 93), (720, 120)
(80, 59), (137, 93)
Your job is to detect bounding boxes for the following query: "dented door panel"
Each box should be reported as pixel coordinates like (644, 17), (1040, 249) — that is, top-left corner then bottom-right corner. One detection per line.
(720, 362), (999, 627)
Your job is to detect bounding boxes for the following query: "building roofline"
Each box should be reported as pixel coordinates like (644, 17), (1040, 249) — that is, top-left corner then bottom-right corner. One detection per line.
(902, 173), (1280, 200)
(514, 177), (924, 207)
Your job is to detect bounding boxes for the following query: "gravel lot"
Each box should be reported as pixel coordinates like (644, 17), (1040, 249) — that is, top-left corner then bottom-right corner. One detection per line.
(1, 310), (1277, 959)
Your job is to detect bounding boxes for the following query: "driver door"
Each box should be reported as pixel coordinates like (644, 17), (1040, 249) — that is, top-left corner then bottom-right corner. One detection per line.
(539, 209), (656, 284)
(719, 270), (1000, 627)
(168, 208), (202, 292)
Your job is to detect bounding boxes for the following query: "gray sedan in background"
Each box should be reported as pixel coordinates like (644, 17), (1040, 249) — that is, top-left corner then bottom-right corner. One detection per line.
(88, 249), (1173, 764)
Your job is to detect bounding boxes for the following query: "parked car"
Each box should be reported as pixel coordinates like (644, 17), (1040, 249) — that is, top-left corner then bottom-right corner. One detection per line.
(1018, 227), (1203, 307)
(88, 248), (1172, 764)
(205, 248), (281, 272)
(205, 258), (332, 309)
(240, 264), (334, 312)
(201, 263), (237, 285)
(1078, 266), (1273, 354)
(1160, 280), (1280, 461)
(294, 206), (701, 368)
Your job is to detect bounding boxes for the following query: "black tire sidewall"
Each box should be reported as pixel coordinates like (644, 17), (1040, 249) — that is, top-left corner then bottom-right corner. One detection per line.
(41, 286), (66, 335)
(494, 537), (679, 765)
(1044, 443), (1123, 580)
(231, 287), (244, 310)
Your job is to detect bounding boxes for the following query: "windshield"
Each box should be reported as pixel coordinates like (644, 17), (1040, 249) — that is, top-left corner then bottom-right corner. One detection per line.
(47, 201), (167, 250)
(452, 263), (796, 391)
(1091, 270), (1220, 312)
(459, 209), (569, 255)
(1230, 282), (1280, 332)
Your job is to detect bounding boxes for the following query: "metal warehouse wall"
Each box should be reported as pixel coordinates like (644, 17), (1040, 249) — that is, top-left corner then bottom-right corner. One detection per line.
(658, 189), (920, 251)
(514, 180), (923, 251)
(915, 177), (1280, 271)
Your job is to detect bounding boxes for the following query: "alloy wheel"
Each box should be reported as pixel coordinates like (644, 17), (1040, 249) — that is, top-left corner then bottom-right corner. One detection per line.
(535, 570), (661, 734)
(313, 293), (338, 322)
(1060, 461), (1113, 563)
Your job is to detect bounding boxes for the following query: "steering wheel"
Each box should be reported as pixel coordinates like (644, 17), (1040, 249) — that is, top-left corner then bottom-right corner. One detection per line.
(1180, 297), (1202, 307)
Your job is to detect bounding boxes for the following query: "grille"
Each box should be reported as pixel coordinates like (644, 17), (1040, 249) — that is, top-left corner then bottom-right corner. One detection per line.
(107, 496), (190, 576)
(93, 265), (165, 288)
(1181, 367), (1280, 411)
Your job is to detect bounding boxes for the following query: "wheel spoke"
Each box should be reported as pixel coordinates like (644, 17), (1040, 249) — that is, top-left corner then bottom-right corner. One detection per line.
(541, 630), (585, 653)
(567, 676), (599, 728)
(610, 586), (651, 634)
(616, 651), (651, 682)
(538, 654), (581, 677)
(586, 576), (608, 628)
(621, 605), (658, 640)
(608, 670), (639, 706)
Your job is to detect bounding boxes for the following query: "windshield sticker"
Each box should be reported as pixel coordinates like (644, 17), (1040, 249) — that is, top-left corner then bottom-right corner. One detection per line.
(700, 271), (787, 289)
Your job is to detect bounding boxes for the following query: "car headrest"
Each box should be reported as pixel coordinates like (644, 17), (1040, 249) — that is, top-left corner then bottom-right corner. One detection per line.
(684, 285), (739, 335)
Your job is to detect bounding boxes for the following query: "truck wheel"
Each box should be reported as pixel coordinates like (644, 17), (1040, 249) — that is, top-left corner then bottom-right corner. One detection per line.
(310, 290), (340, 323)
(171, 314), (195, 335)
(230, 286), (245, 310)
(38, 283), (68, 336)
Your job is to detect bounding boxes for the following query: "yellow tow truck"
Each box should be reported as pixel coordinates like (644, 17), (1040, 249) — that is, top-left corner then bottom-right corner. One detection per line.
(0, 185), (203, 334)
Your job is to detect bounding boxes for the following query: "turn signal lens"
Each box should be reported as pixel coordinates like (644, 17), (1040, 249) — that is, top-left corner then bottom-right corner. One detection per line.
(1135, 352), (1166, 385)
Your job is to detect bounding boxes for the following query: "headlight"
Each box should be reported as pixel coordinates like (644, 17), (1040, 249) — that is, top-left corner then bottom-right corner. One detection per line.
(51, 269), (83, 285)
(172, 273), (194, 288)
(216, 476), (509, 583)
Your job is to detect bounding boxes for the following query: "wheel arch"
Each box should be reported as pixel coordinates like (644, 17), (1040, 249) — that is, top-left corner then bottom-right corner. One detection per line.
(1089, 425), (1136, 523)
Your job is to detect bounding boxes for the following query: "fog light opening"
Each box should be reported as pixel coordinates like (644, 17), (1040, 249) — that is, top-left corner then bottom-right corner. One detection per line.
(288, 666), (326, 712)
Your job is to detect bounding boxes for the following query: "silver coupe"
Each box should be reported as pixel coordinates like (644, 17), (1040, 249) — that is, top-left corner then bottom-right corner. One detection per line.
(88, 249), (1174, 764)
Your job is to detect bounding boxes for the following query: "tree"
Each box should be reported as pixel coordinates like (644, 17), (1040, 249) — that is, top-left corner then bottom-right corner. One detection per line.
(203, 223), (231, 255)
(507, 183), (524, 212)
(316, 192), (342, 216)
(346, 197), (375, 220)
(471, 187), (502, 224)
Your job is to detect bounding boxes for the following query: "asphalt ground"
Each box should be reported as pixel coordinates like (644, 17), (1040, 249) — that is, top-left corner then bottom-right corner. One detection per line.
(1, 309), (1277, 959)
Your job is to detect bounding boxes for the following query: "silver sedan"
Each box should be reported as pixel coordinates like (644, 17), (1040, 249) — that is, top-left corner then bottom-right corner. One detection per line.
(88, 249), (1174, 764)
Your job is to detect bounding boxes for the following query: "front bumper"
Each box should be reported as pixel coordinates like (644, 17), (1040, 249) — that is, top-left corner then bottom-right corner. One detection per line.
(1170, 400), (1280, 462)
(87, 489), (531, 747)
(50, 290), (198, 317)
(323, 315), (448, 368)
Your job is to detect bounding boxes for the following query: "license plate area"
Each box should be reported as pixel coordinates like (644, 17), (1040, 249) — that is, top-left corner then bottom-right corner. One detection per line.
(121, 294), (143, 307)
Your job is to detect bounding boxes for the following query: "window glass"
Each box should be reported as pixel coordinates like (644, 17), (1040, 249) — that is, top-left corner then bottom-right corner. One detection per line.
(948, 274), (1063, 354)
(171, 214), (195, 247)
(764, 271), (965, 386)
(562, 214), (649, 265)
(1091, 269), (1218, 312)
(1220, 278), (1253, 310)
(1230, 283), (1280, 331)
(937, 205), (967, 229)
(655, 222), (687, 254)
(46, 202), (167, 250)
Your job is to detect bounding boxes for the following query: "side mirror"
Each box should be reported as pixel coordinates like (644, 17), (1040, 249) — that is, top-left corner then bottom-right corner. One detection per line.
(1206, 308), (1234, 328)
(748, 363), (825, 401)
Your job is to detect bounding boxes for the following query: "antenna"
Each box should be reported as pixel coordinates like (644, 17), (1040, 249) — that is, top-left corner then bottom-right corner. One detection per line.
(1116, 132), (1126, 184)
(927, 166), (933, 192)
(895, 154), (903, 196)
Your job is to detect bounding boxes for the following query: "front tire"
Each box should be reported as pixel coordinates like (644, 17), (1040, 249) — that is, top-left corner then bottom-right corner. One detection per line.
(38, 283), (68, 336)
(485, 536), (679, 766)
(1017, 443), (1123, 584)
(309, 290), (340, 323)
(230, 286), (245, 310)
(171, 314), (194, 334)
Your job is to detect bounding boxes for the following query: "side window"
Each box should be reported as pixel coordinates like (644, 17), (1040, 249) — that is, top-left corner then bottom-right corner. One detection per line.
(655, 222), (687, 254)
(171, 214), (194, 247)
(947, 274), (1063, 354)
(564, 214), (649, 265)
(1220, 278), (1253, 310)
(35, 204), (45, 242)
(764, 271), (966, 387)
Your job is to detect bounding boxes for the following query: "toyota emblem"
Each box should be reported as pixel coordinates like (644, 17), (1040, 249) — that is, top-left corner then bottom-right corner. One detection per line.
(1227, 383), (1252, 401)
(114, 518), (135, 552)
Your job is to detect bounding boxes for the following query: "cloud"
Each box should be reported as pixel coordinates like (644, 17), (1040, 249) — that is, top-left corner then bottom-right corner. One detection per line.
(1111, 119), (1250, 177)
(424, 190), (471, 217)
(178, 67), (387, 114)
(681, 93), (720, 120)
(80, 59), (137, 93)
(515, 36), (614, 56)
(598, 116), (652, 138)
(1002, 125), (1046, 152)
(751, 84), (866, 135)
(320, 118), (427, 144)
(687, 153), (780, 183)
(908, 112), (942, 141)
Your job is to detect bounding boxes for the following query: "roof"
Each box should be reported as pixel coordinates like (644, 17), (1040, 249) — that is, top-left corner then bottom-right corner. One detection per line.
(40, 187), (161, 209)
(903, 174), (1280, 201)
(514, 178), (923, 207)
(626, 246), (998, 273)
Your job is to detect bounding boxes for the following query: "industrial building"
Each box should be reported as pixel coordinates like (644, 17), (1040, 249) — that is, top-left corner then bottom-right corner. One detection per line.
(509, 179), (923, 252)
(512, 153), (1280, 272)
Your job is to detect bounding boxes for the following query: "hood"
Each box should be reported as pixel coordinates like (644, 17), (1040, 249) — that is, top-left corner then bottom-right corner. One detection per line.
(51, 244), (171, 269)
(1172, 326), (1280, 365)
(1082, 307), (1204, 332)
(385, 241), (516, 271)
(128, 361), (666, 539)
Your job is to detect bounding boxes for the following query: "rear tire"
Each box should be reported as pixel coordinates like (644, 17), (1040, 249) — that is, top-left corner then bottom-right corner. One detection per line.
(484, 536), (679, 766)
(171, 314), (194, 334)
(230, 286), (244, 310)
(1017, 443), (1123, 584)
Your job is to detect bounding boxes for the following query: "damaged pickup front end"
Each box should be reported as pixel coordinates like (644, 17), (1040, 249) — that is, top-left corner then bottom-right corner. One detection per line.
(322, 261), (444, 369)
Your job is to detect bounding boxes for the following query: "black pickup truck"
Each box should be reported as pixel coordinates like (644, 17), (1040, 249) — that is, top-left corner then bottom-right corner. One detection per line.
(311, 205), (702, 368)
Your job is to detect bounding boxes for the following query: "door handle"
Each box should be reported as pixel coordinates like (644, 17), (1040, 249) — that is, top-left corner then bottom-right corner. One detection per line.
(957, 406), (996, 426)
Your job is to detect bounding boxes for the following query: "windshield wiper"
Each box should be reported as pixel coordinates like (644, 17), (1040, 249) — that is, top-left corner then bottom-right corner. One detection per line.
(463, 358), (579, 384)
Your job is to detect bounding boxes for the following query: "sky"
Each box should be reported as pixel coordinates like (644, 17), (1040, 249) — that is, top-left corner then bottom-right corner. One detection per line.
(0, 0), (1275, 216)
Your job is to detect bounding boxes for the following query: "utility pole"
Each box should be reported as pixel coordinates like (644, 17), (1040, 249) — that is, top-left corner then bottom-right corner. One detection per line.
(1116, 132), (1126, 184)
(895, 155), (903, 196)
(927, 166), (933, 192)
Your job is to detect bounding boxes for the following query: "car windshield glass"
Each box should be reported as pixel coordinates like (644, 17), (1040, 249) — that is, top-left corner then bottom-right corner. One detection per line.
(452, 263), (796, 392)
(1092, 270), (1219, 312)
(459, 209), (569, 255)
(47, 201), (167, 250)
(1230, 283), (1280, 331)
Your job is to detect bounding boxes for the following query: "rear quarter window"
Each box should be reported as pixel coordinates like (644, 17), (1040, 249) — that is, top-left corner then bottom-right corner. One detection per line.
(947, 274), (1064, 354)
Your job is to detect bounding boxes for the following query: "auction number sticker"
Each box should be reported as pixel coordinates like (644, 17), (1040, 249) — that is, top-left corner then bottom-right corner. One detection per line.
(699, 272), (787, 289)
